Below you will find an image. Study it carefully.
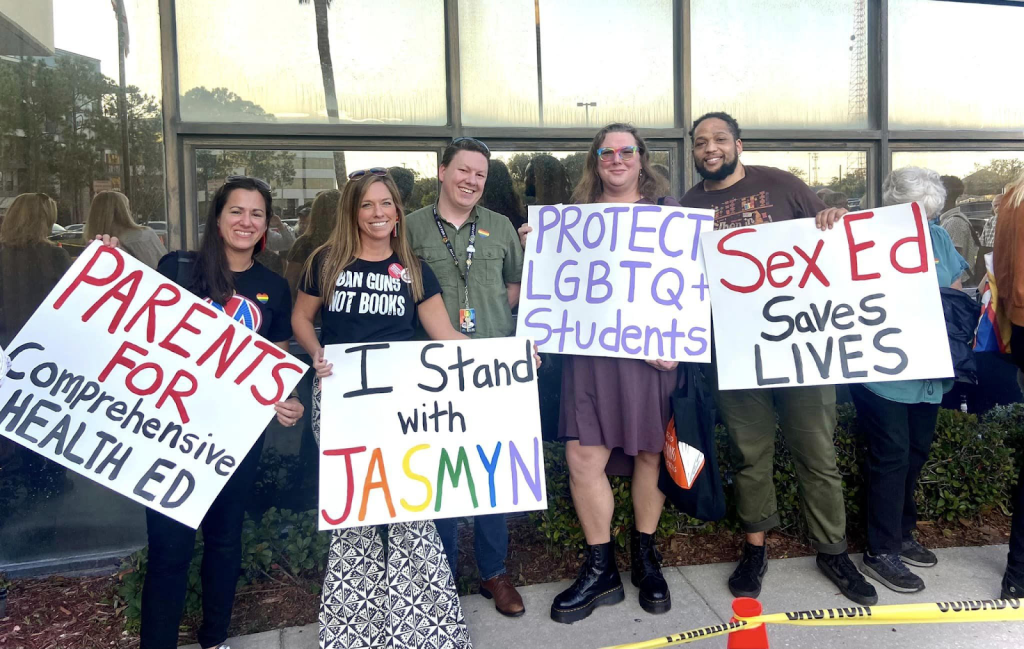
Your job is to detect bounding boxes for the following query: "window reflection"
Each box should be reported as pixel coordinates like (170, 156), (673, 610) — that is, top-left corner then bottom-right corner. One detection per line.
(691, 0), (869, 129)
(460, 0), (674, 127)
(889, 0), (1024, 129)
(740, 150), (868, 208)
(891, 150), (1024, 286)
(176, 0), (446, 124)
(1, 0), (166, 568)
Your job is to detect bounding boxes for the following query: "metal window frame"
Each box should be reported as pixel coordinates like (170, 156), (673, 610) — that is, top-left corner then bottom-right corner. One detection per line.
(157, 0), (1024, 247)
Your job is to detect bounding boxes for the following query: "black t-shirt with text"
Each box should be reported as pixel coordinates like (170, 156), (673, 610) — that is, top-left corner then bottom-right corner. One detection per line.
(157, 253), (293, 342)
(299, 251), (442, 345)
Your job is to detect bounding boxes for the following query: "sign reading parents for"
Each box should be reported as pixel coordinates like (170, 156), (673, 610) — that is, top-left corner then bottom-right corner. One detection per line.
(702, 202), (953, 391)
(517, 203), (715, 362)
(0, 241), (307, 528)
(318, 338), (545, 530)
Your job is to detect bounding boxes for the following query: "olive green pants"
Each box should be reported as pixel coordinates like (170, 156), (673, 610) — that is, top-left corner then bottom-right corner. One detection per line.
(714, 382), (847, 554)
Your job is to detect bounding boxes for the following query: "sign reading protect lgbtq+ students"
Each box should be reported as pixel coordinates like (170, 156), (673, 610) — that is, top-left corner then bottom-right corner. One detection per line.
(702, 202), (954, 391)
(517, 203), (715, 362)
(317, 338), (546, 530)
(0, 242), (307, 528)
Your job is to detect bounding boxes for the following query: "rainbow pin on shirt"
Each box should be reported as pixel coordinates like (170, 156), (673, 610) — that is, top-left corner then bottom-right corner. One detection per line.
(478, 229), (490, 238)
(257, 292), (270, 303)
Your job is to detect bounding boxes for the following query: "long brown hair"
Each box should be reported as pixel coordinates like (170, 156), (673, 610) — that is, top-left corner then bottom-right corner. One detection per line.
(85, 190), (142, 240)
(571, 123), (668, 204)
(0, 193), (58, 246)
(303, 173), (425, 302)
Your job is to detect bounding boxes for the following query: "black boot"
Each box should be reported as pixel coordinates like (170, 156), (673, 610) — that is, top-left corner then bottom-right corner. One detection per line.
(631, 529), (671, 614)
(551, 541), (624, 624)
(728, 542), (767, 598)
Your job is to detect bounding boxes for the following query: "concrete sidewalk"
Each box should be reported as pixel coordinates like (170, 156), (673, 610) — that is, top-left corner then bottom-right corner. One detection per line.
(182, 544), (1021, 649)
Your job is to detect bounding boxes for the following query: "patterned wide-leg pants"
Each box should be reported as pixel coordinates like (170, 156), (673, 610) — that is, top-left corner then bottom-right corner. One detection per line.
(313, 376), (472, 649)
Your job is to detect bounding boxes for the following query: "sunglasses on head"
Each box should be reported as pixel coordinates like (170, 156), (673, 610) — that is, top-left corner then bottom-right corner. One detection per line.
(348, 167), (389, 180)
(451, 136), (490, 155)
(596, 145), (639, 162)
(226, 175), (272, 192)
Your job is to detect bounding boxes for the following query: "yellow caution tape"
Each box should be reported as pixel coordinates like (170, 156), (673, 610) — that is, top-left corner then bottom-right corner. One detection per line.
(601, 599), (1024, 649)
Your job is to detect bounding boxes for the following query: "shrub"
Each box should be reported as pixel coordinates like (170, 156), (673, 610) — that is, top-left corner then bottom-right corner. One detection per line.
(532, 403), (1024, 556)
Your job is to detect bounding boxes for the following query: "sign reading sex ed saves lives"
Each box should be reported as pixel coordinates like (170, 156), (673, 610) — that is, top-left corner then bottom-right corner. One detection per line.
(0, 242), (307, 528)
(318, 338), (545, 530)
(702, 202), (954, 391)
(517, 203), (715, 362)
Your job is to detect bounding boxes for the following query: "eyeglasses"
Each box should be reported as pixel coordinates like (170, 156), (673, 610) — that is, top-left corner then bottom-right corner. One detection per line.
(596, 146), (639, 162)
(226, 175), (271, 192)
(451, 136), (490, 155)
(348, 167), (389, 180)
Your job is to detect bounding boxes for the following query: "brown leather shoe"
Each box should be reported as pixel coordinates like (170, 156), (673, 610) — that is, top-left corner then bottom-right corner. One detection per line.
(480, 574), (526, 617)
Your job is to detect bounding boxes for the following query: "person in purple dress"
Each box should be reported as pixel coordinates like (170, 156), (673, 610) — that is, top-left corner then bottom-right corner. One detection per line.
(520, 123), (680, 623)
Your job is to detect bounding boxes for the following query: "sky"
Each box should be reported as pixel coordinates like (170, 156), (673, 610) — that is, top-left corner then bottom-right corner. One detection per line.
(47, 0), (1024, 159)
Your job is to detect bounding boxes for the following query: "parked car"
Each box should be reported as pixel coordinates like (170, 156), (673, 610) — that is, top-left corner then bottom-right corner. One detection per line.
(65, 224), (85, 233)
(51, 223), (66, 234)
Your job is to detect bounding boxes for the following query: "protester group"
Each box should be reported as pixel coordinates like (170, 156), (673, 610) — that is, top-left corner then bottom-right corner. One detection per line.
(2, 109), (1024, 649)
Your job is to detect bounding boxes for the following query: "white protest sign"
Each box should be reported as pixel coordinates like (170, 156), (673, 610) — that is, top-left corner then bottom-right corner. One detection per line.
(701, 202), (954, 391)
(517, 203), (715, 362)
(318, 338), (545, 530)
(0, 242), (307, 528)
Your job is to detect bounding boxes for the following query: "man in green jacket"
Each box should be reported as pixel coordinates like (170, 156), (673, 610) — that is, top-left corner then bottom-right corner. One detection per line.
(405, 137), (526, 617)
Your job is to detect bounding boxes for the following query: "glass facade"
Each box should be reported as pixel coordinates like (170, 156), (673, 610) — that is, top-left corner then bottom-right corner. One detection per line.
(1, 0), (1023, 572)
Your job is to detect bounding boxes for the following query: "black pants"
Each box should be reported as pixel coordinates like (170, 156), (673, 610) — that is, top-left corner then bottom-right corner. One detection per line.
(1006, 326), (1024, 577)
(849, 384), (939, 556)
(139, 436), (264, 649)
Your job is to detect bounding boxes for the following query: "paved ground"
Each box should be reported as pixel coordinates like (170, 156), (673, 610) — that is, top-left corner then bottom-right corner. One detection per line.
(182, 544), (1021, 649)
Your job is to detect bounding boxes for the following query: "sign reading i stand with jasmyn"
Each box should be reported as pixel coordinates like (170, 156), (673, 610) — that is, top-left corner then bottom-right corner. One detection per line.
(517, 203), (715, 362)
(0, 241), (308, 528)
(701, 202), (954, 391)
(317, 338), (546, 530)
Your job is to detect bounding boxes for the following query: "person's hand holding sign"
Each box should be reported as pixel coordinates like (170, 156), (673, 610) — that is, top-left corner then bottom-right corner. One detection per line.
(94, 233), (121, 249)
(312, 347), (334, 378)
(518, 223), (532, 249)
(815, 207), (848, 231)
(274, 398), (303, 427)
(645, 359), (678, 372)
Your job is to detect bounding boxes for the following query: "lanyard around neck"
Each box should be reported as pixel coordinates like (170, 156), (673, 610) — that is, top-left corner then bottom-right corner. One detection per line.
(432, 203), (477, 282)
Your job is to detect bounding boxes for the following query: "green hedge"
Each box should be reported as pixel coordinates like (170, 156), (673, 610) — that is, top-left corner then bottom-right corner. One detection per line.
(114, 403), (1024, 630)
(531, 403), (1023, 556)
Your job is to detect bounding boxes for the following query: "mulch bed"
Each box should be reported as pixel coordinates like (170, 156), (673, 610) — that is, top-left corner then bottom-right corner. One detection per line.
(0, 512), (1011, 649)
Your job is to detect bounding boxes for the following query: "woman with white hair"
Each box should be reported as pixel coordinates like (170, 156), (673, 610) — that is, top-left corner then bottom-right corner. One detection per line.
(849, 166), (968, 594)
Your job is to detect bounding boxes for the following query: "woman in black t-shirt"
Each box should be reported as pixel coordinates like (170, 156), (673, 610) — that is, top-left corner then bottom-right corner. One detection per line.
(140, 177), (304, 649)
(292, 169), (471, 649)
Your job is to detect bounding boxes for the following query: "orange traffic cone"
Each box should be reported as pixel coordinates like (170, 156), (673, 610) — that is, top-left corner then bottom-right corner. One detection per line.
(726, 597), (769, 649)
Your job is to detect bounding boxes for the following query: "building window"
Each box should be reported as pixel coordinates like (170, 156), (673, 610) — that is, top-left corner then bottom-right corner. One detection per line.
(459, 0), (674, 128)
(691, 0), (869, 129)
(741, 149), (869, 208)
(889, 0), (1024, 129)
(176, 0), (446, 125)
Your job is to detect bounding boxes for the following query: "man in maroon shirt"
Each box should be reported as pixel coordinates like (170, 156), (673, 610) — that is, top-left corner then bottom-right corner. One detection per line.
(682, 112), (877, 606)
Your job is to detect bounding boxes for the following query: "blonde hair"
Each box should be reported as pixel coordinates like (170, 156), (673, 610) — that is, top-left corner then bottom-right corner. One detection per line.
(1003, 170), (1024, 212)
(303, 174), (425, 302)
(85, 191), (142, 240)
(0, 193), (58, 246)
(571, 123), (668, 204)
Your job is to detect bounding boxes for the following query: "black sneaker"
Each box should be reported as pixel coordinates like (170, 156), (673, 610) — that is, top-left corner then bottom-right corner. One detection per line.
(900, 539), (937, 568)
(862, 552), (925, 593)
(817, 552), (879, 604)
(1001, 569), (1024, 600)
(728, 542), (767, 598)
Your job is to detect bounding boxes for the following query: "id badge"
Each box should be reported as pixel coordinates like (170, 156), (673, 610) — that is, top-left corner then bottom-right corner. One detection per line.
(460, 308), (477, 334)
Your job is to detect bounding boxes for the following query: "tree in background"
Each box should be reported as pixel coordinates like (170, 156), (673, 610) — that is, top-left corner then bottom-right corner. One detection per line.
(965, 159), (1024, 197)
(298, 0), (348, 189)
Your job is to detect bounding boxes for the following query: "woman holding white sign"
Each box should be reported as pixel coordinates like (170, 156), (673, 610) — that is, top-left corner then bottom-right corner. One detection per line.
(138, 176), (305, 649)
(520, 123), (681, 622)
(848, 167), (967, 595)
(292, 169), (473, 649)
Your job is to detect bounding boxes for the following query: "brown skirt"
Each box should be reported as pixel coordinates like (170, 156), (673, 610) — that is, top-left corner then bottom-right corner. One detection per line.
(558, 355), (683, 476)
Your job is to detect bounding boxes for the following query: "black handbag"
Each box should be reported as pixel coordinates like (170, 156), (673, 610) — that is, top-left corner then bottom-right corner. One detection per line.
(658, 363), (725, 521)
